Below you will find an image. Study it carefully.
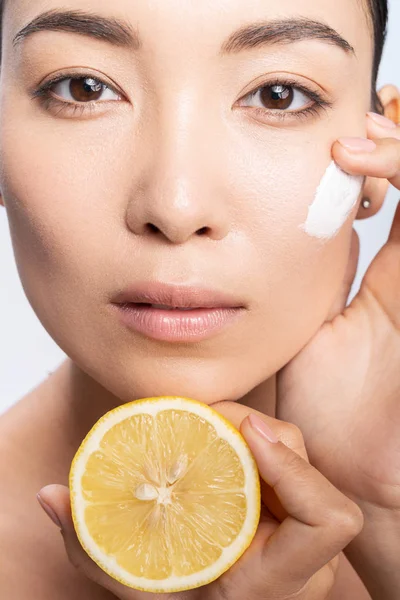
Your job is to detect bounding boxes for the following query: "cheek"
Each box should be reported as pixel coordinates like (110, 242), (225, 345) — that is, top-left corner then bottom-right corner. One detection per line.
(0, 115), (123, 339)
(223, 132), (359, 361)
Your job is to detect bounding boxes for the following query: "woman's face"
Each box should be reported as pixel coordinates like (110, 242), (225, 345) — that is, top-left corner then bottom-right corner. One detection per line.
(0, 0), (373, 403)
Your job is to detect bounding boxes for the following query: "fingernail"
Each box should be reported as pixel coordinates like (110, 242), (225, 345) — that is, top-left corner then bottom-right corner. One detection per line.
(37, 493), (62, 528)
(248, 414), (279, 444)
(367, 112), (397, 129)
(338, 137), (377, 153)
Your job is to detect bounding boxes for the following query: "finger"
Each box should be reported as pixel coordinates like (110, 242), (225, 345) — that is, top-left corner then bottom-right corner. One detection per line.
(239, 416), (364, 593)
(326, 227), (360, 321)
(332, 135), (400, 190)
(37, 485), (165, 600)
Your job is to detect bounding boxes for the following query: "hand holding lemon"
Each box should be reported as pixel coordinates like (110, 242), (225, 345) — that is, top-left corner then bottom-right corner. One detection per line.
(37, 397), (364, 599)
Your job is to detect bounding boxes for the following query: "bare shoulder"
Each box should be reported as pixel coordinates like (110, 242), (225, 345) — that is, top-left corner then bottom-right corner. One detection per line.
(329, 552), (372, 600)
(0, 395), (117, 600)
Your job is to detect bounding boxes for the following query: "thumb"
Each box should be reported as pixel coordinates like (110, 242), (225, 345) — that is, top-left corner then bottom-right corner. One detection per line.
(36, 485), (141, 599)
(326, 227), (360, 321)
(37, 485), (103, 576)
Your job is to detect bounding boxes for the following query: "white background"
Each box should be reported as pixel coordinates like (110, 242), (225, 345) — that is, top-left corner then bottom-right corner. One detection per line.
(1, 1), (400, 414)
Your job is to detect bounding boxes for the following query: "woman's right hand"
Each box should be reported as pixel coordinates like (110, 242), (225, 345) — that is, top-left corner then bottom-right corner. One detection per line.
(37, 401), (364, 600)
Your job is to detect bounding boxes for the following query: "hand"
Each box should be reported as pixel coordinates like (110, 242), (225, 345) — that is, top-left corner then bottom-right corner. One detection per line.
(276, 112), (400, 512)
(36, 402), (363, 600)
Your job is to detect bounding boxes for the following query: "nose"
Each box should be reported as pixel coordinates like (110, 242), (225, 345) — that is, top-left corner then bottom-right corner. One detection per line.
(125, 117), (230, 245)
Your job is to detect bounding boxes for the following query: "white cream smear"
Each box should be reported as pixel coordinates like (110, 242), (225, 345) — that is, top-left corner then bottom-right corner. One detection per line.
(300, 160), (364, 239)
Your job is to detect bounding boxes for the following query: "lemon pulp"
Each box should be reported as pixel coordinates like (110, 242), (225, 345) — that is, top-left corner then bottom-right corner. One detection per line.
(70, 397), (261, 593)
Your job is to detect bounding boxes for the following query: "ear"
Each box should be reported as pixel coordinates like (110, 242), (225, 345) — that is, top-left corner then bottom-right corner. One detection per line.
(356, 84), (400, 221)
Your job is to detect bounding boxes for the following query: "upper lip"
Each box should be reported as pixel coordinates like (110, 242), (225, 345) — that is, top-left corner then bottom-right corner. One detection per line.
(112, 282), (246, 309)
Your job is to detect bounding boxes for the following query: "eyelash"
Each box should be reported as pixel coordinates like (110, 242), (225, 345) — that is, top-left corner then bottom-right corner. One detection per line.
(31, 72), (332, 121)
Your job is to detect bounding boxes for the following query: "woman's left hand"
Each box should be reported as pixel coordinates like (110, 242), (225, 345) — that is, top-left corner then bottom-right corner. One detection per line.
(276, 112), (400, 513)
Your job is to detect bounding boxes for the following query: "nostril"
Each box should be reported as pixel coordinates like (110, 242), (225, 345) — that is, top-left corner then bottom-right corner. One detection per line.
(197, 227), (209, 236)
(144, 223), (210, 237)
(146, 223), (159, 234)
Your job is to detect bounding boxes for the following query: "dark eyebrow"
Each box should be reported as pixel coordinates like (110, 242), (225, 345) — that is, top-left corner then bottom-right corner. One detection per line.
(220, 17), (355, 56)
(13, 9), (141, 50)
(13, 10), (355, 59)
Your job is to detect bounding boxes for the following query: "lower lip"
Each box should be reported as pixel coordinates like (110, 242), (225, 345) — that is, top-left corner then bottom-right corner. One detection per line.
(113, 303), (246, 342)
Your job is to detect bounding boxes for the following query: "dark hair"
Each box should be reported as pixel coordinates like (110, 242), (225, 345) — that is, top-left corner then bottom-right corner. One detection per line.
(0, 0), (389, 112)
(367, 0), (389, 113)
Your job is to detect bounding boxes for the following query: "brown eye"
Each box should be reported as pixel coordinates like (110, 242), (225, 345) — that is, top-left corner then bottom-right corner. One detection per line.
(51, 77), (121, 103)
(259, 85), (294, 109)
(69, 77), (103, 102)
(241, 83), (311, 113)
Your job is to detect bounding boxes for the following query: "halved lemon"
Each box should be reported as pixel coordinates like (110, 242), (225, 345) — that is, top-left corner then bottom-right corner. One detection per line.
(69, 396), (261, 594)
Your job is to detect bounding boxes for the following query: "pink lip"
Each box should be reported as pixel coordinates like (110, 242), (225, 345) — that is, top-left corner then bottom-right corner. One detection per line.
(111, 282), (247, 342)
(113, 304), (245, 342)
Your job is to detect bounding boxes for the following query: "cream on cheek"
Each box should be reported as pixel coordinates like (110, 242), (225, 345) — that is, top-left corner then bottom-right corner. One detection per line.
(300, 160), (364, 239)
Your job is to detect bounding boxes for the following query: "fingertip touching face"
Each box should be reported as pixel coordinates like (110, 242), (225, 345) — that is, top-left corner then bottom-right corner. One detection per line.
(0, 0), (374, 403)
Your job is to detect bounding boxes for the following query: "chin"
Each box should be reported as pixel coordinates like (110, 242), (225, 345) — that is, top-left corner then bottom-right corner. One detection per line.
(121, 378), (238, 406)
(67, 341), (264, 407)
(99, 366), (248, 406)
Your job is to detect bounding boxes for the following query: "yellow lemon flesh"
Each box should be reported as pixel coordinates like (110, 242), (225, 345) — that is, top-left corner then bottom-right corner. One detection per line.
(69, 396), (261, 594)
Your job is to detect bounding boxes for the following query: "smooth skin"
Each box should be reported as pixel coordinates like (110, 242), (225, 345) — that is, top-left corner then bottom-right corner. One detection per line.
(0, 0), (400, 598)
